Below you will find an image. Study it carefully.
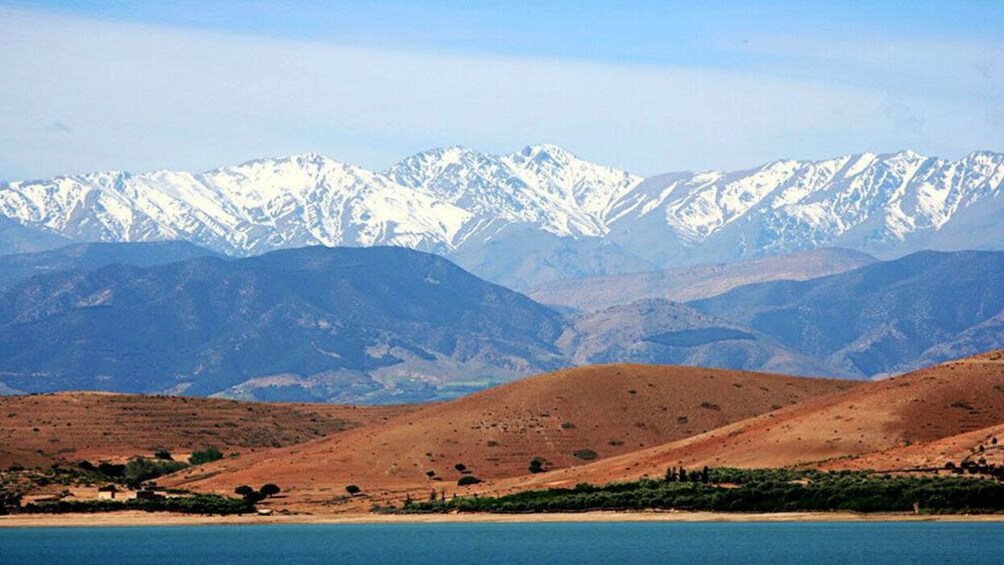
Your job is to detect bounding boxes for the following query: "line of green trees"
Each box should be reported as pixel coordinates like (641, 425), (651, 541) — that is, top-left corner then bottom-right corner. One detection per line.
(399, 468), (1004, 515)
(21, 494), (254, 515)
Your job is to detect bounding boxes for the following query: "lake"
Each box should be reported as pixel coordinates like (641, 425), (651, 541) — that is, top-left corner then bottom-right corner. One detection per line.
(2, 521), (1003, 564)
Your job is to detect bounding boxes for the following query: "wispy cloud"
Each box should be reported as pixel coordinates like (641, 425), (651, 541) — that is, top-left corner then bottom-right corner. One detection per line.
(44, 120), (73, 134)
(0, 6), (1001, 180)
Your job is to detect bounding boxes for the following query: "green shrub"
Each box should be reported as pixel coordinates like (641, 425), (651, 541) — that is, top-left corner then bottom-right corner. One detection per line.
(123, 457), (188, 485)
(529, 458), (547, 474)
(189, 447), (224, 466)
(457, 476), (482, 486)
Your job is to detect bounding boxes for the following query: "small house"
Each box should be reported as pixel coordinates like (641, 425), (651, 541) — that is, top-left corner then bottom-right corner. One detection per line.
(97, 485), (119, 500)
(135, 487), (163, 500)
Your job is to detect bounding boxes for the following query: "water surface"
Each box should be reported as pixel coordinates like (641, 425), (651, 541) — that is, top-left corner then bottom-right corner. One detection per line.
(2, 521), (1003, 564)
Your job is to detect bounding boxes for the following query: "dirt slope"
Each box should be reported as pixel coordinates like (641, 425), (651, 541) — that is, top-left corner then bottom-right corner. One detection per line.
(494, 351), (1004, 493)
(0, 392), (416, 468)
(168, 364), (855, 506)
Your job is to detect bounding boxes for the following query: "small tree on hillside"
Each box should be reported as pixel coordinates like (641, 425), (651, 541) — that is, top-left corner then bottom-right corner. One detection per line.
(529, 457), (547, 474)
(260, 484), (281, 498)
(345, 485), (361, 496)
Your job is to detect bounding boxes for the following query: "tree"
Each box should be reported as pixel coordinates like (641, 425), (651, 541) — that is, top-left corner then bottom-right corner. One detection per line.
(345, 485), (361, 496)
(455, 463), (467, 473)
(529, 458), (547, 474)
(189, 447), (224, 466)
(665, 467), (677, 482)
(458, 476), (482, 486)
(154, 449), (173, 461)
(234, 485), (255, 497)
(260, 484), (281, 498)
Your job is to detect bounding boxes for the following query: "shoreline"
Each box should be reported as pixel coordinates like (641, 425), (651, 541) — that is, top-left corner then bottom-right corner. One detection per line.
(4, 510), (1004, 528)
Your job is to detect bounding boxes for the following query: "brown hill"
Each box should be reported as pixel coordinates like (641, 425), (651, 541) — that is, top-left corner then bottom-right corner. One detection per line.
(167, 364), (855, 507)
(495, 351), (1004, 492)
(0, 392), (416, 468)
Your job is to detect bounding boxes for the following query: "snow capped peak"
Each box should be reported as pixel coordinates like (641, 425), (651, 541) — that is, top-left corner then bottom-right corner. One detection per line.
(1, 147), (1002, 269)
(515, 143), (577, 163)
(387, 145), (639, 238)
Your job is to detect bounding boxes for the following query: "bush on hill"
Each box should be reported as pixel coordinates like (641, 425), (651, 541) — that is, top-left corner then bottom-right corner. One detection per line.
(189, 447), (224, 466)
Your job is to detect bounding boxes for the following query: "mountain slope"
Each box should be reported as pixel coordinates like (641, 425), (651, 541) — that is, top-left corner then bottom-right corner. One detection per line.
(491, 350), (1004, 492)
(167, 364), (855, 504)
(690, 250), (1004, 378)
(448, 223), (653, 291)
(560, 299), (844, 377)
(0, 392), (416, 468)
(0, 241), (219, 290)
(529, 248), (874, 311)
(0, 246), (568, 402)
(0, 216), (72, 256)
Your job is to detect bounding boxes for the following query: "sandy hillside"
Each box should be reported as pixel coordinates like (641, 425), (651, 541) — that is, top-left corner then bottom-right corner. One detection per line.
(0, 392), (416, 467)
(490, 351), (1004, 493)
(165, 364), (855, 507)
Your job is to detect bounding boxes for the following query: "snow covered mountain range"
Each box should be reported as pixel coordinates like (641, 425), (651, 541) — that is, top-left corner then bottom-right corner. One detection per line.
(2, 146), (1003, 287)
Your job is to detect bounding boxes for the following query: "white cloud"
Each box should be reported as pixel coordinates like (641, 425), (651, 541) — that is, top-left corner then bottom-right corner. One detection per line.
(0, 7), (1001, 180)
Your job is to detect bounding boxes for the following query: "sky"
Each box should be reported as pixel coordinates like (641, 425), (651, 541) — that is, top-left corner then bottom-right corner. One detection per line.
(1, 0), (1003, 180)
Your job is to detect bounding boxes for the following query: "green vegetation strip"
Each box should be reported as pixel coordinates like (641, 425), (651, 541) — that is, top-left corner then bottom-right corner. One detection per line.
(399, 468), (1004, 515)
(21, 494), (254, 515)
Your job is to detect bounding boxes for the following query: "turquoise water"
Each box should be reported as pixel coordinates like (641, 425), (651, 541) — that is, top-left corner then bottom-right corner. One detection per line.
(2, 522), (1003, 564)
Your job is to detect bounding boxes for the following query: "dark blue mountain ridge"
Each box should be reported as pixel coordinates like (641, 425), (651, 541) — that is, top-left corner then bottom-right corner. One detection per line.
(0, 240), (220, 290)
(689, 250), (1004, 378)
(0, 246), (569, 402)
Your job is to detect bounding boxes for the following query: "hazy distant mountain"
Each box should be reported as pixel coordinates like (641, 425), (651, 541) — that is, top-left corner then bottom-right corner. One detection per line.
(3, 147), (1001, 286)
(529, 248), (875, 311)
(0, 217), (71, 256)
(0, 246), (567, 402)
(691, 250), (1004, 378)
(559, 299), (844, 377)
(448, 223), (653, 291)
(0, 241), (219, 290)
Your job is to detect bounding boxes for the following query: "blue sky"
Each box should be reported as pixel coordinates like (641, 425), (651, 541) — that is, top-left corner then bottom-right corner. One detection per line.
(1, 1), (1003, 178)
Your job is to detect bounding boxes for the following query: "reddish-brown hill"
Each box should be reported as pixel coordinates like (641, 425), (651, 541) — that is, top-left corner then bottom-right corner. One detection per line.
(0, 392), (416, 468)
(494, 351), (1004, 493)
(168, 364), (855, 507)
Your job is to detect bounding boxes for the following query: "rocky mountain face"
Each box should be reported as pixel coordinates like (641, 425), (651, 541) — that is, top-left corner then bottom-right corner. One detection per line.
(2, 147), (1002, 287)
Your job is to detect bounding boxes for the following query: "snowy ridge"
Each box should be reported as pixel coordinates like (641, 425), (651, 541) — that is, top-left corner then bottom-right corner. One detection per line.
(1, 147), (1003, 269)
